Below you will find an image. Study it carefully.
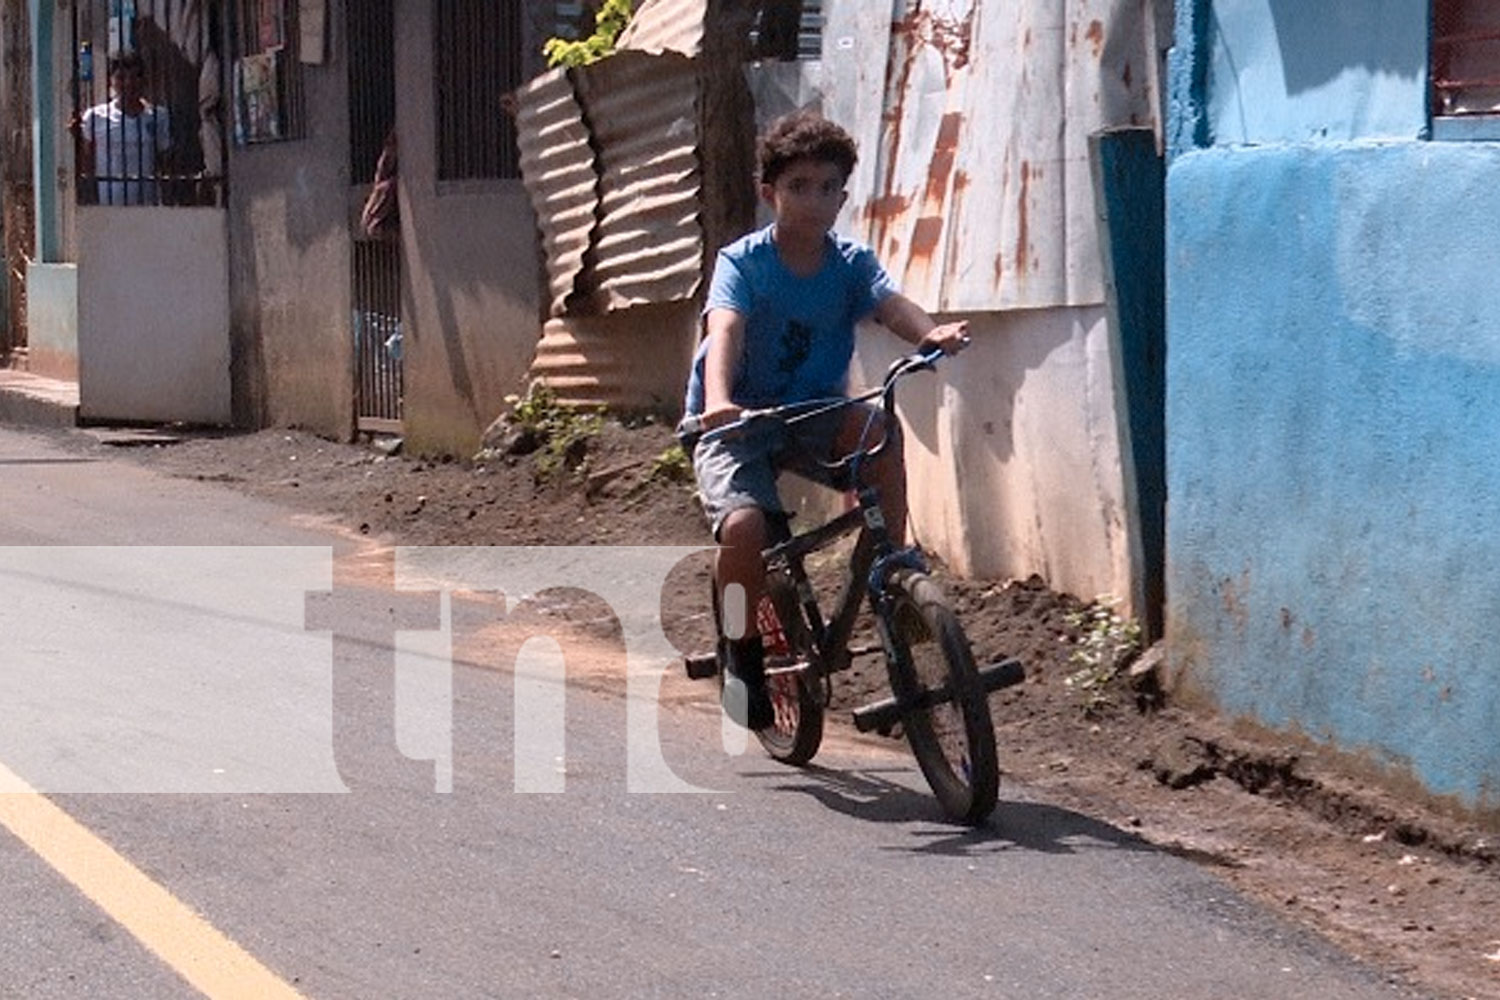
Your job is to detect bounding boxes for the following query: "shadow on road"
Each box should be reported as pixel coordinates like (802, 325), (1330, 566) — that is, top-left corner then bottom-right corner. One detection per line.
(761, 763), (1156, 858)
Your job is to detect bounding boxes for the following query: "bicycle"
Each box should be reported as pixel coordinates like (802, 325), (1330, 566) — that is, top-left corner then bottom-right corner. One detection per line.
(681, 348), (1025, 824)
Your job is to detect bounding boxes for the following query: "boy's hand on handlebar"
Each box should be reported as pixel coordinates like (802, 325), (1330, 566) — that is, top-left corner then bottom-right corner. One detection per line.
(699, 402), (744, 431)
(920, 321), (972, 356)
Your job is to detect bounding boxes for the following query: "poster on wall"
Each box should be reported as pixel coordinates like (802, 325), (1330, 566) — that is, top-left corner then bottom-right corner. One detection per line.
(234, 51), (284, 144)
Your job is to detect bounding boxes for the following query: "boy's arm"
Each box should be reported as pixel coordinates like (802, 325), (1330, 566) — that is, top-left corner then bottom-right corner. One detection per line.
(700, 307), (747, 429)
(873, 293), (971, 355)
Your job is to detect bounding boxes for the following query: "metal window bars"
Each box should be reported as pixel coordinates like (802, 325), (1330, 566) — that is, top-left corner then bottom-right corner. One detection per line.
(71, 0), (227, 206)
(348, 0), (402, 430)
(347, 0), (394, 184)
(750, 0), (823, 61)
(435, 0), (523, 182)
(231, 0), (305, 144)
(1432, 0), (1500, 117)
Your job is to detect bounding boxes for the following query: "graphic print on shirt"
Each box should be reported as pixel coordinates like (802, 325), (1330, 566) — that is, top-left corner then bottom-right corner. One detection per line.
(773, 319), (814, 395)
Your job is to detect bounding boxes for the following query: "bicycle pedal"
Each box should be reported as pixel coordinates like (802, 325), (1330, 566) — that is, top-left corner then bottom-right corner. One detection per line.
(851, 695), (903, 734)
(684, 653), (718, 680)
(978, 658), (1025, 692)
(763, 659), (808, 678)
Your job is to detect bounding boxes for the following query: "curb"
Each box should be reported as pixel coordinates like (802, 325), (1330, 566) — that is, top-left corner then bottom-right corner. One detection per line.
(0, 372), (81, 429)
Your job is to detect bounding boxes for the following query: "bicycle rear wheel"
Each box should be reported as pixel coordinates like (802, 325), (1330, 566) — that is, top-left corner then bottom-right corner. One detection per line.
(753, 571), (824, 765)
(883, 570), (999, 824)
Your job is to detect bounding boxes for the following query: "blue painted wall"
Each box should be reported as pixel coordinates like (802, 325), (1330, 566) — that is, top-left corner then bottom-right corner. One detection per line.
(1173, 0), (1427, 149)
(1167, 0), (1500, 813)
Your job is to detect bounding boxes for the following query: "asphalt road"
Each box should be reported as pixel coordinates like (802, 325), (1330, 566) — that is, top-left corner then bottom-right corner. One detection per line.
(0, 426), (1424, 999)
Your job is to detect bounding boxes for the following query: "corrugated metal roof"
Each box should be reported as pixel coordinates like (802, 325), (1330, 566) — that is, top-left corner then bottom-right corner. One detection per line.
(615, 0), (705, 57)
(575, 51), (703, 312)
(514, 67), (598, 317)
(822, 0), (1164, 313)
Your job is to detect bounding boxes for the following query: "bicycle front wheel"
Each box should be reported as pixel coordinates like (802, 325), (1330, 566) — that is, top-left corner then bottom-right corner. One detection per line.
(754, 571), (825, 765)
(883, 570), (999, 824)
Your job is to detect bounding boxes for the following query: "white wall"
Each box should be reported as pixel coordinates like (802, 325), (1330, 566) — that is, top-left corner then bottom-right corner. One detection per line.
(77, 206), (230, 424)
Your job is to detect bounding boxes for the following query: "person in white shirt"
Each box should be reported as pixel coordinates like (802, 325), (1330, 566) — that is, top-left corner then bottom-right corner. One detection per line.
(73, 50), (171, 206)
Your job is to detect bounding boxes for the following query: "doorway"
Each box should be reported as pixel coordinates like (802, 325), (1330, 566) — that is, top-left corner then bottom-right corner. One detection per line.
(349, 0), (401, 433)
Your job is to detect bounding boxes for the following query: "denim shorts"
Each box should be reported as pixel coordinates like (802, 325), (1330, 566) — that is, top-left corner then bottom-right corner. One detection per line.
(690, 403), (886, 539)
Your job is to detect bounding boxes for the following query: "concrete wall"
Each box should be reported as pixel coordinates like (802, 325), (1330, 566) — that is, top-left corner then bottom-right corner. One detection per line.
(226, 7), (353, 437)
(1166, 0), (1500, 815)
(1201, 0), (1426, 144)
(393, 3), (548, 457)
(227, 2), (549, 451)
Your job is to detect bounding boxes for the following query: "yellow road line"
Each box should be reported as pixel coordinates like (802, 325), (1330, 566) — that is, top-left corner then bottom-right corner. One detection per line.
(0, 763), (305, 999)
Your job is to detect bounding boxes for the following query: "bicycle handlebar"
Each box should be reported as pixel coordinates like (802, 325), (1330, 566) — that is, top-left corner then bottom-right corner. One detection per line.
(683, 346), (947, 465)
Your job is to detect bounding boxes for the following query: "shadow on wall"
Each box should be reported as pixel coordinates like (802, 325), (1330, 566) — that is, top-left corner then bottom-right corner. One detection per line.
(857, 313), (1072, 467)
(1265, 0), (1424, 94)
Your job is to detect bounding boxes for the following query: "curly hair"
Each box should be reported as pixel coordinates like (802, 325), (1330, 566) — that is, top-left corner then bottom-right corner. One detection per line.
(757, 110), (858, 187)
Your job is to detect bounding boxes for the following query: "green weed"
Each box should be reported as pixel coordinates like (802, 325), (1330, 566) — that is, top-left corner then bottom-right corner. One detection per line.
(543, 0), (633, 68)
(1063, 596), (1142, 717)
(649, 442), (693, 485)
(503, 384), (604, 479)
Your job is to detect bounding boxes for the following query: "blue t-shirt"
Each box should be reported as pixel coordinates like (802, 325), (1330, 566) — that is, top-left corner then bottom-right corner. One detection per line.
(683, 225), (898, 415)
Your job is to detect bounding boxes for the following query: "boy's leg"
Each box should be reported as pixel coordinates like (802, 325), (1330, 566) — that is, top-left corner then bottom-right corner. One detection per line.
(716, 507), (773, 729)
(692, 433), (779, 729)
(716, 506), (767, 642)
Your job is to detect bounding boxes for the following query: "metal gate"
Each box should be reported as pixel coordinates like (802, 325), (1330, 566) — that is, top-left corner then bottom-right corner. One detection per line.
(352, 240), (402, 432)
(68, 0), (231, 424)
(349, 0), (401, 432)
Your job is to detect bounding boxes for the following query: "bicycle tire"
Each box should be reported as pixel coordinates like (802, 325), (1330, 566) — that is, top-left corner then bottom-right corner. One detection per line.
(882, 570), (999, 824)
(753, 571), (825, 765)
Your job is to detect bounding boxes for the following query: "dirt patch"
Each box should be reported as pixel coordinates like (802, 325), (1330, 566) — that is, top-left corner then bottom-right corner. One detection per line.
(89, 420), (1499, 1000)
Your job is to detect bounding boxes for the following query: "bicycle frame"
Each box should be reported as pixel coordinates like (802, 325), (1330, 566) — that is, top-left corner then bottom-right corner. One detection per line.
(694, 346), (946, 687)
(767, 490), (928, 683)
(685, 347), (1016, 821)
(762, 398), (933, 698)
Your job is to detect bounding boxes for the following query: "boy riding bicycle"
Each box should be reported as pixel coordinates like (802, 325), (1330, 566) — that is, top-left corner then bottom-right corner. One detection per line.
(681, 110), (970, 730)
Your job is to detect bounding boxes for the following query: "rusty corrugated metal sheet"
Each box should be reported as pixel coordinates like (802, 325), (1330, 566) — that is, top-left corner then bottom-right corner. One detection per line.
(514, 67), (597, 317)
(529, 302), (698, 409)
(825, 0), (1163, 313)
(574, 51), (703, 312)
(516, 51), (703, 318)
(615, 0), (705, 57)
(516, 47), (704, 405)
